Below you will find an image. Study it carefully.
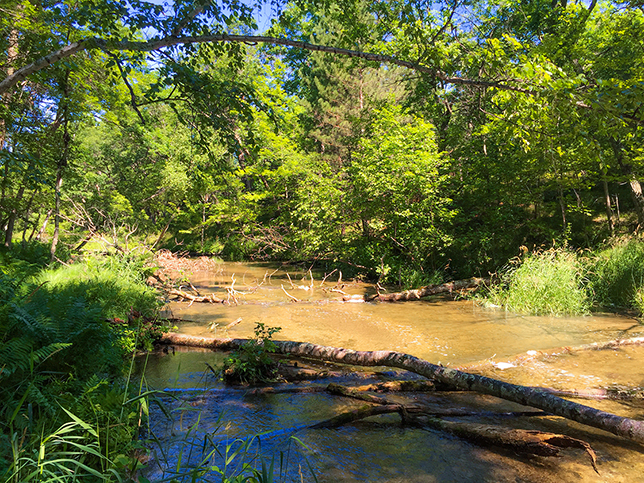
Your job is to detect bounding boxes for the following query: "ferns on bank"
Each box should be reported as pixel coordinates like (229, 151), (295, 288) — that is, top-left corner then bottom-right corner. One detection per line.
(0, 247), (165, 481)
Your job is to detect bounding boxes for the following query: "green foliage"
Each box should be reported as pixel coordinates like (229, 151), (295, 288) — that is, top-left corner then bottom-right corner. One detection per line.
(341, 104), (453, 282)
(6, 408), (116, 483)
(222, 324), (282, 384)
(0, 248), (164, 481)
(486, 249), (590, 316)
(36, 251), (161, 321)
(587, 240), (644, 312)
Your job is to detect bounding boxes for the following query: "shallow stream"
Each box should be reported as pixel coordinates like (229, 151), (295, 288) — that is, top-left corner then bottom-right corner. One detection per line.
(138, 262), (644, 482)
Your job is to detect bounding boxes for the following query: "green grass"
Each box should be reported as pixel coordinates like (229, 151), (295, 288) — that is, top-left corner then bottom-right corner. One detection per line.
(587, 239), (644, 312)
(486, 249), (590, 316)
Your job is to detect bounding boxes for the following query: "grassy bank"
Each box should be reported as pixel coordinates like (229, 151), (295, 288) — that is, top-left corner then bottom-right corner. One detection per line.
(0, 244), (166, 482)
(484, 239), (644, 317)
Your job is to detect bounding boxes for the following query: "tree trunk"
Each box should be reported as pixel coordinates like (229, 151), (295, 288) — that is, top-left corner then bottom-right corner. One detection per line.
(611, 138), (644, 228)
(50, 169), (63, 261)
(51, 70), (70, 262)
(35, 209), (52, 241)
(0, 25), (18, 151)
(629, 178), (644, 228)
(159, 333), (644, 444)
(603, 177), (615, 234)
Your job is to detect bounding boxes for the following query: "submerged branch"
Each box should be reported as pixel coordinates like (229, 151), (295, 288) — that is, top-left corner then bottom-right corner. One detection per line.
(419, 417), (599, 473)
(459, 336), (644, 372)
(306, 403), (597, 472)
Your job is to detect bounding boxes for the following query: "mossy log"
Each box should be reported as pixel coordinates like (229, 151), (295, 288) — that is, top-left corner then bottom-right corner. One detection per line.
(159, 333), (644, 444)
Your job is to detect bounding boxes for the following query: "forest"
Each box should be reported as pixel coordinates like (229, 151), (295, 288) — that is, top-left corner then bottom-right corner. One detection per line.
(1, 0), (644, 481)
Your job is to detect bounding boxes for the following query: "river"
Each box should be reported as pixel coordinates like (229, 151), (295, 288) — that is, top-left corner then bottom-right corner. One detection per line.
(137, 261), (644, 482)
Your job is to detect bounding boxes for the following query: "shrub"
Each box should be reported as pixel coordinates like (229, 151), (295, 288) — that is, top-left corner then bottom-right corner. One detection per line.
(222, 323), (282, 384)
(486, 249), (590, 316)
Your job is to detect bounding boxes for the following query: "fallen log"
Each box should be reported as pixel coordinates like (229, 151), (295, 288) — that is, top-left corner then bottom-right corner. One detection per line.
(307, 404), (597, 472)
(245, 386), (328, 396)
(326, 382), (394, 405)
(342, 380), (438, 393)
(538, 386), (644, 401)
(159, 332), (644, 444)
(346, 277), (491, 302)
(274, 339), (644, 444)
(168, 288), (225, 304)
(160, 332), (245, 350)
(419, 417), (598, 473)
(245, 380), (438, 396)
(459, 336), (644, 373)
(310, 404), (417, 429)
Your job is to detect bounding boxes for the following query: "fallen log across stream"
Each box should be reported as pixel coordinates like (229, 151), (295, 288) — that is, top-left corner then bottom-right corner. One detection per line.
(344, 277), (492, 302)
(159, 332), (644, 444)
(168, 288), (225, 304)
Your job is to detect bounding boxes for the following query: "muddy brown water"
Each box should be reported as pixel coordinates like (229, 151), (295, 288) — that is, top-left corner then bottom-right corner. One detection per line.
(139, 262), (644, 482)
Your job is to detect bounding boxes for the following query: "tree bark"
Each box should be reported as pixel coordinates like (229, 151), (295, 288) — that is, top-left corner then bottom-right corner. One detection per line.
(159, 333), (644, 444)
(603, 177), (615, 234)
(50, 70), (71, 262)
(612, 138), (644, 228)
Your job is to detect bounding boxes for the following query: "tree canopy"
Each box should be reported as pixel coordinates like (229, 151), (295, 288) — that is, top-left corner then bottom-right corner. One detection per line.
(2, 0), (643, 280)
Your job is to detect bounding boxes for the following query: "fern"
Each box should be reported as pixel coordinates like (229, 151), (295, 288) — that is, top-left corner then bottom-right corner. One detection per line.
(30, 342), (73, 369)
(0, 338), (34, 381)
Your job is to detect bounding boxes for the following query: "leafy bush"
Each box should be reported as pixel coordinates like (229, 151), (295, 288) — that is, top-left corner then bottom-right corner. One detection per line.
(222, 324), (282, 384)
(486, 249), (590, 316)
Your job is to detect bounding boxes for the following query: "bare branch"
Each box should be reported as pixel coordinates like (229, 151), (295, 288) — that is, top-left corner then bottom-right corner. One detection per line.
(108, 53), (146, 124)
(0, 35), (530, 97)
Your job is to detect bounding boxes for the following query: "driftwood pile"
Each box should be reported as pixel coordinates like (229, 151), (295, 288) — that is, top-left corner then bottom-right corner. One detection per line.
(158, 263), (492, 305)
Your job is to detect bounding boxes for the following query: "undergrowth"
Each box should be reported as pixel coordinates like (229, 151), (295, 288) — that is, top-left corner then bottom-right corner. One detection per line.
(586, 240), (644, 313)
(0, 244), (167, 482)
(222, 323), (282, 384)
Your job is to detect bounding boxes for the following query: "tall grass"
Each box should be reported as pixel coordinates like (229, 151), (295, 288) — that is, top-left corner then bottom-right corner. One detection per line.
(486, 249), (590, 316)
(36, 252), (161, 321)
(587, 240), (644, 313)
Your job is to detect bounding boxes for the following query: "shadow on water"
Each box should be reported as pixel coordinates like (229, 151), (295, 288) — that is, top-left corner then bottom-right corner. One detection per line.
(138, 262), (644, 482)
